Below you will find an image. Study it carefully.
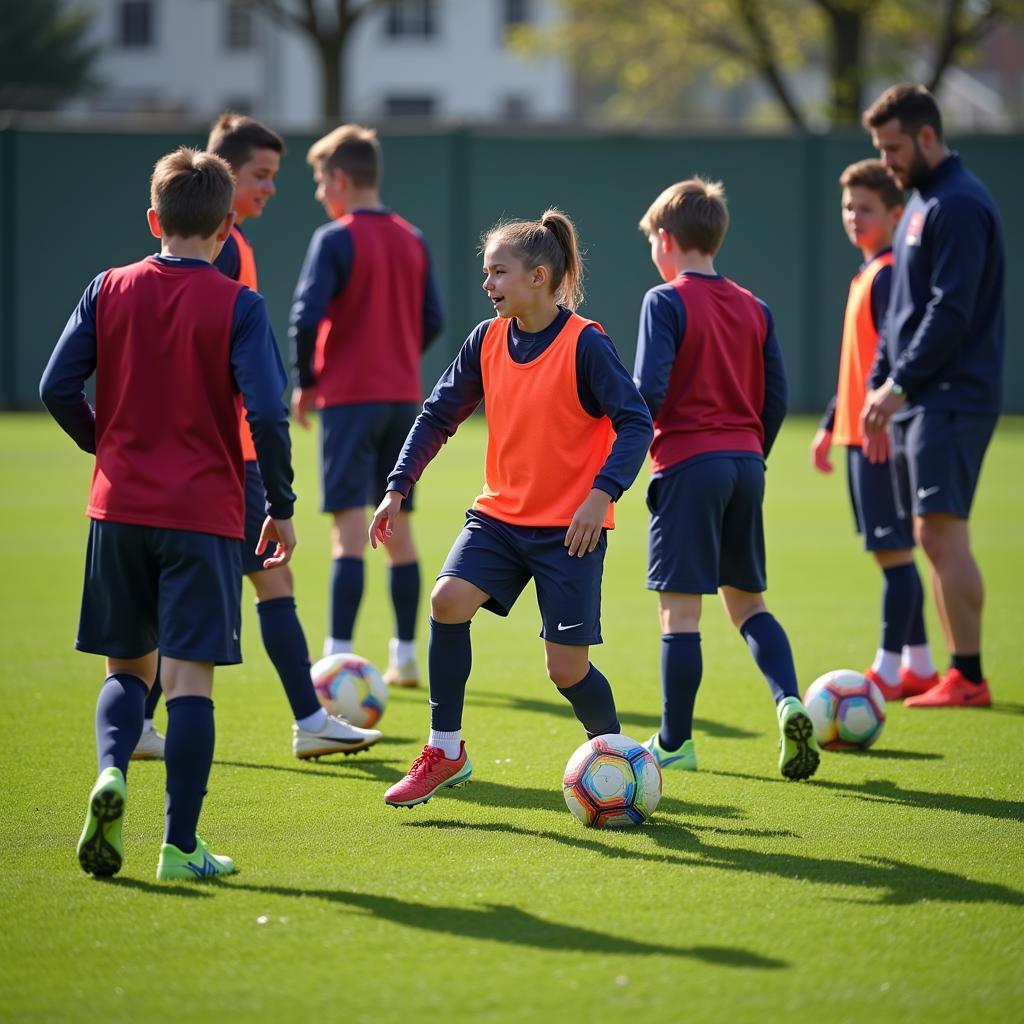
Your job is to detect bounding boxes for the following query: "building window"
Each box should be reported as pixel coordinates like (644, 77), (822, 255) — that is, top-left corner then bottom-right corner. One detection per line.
(224, 2), (256, 51)
(504, 0), (532, 28)
(118, 0), (154, 48)
(502, 94), (530, 122)
(384, 94), (436, 118)
(385, 0), (437, 39)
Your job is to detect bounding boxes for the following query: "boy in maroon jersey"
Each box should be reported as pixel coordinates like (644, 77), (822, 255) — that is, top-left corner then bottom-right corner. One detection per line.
(290, 124), (444, 685)
(40, 148), (296, 880)
(633, 178), (819, 782)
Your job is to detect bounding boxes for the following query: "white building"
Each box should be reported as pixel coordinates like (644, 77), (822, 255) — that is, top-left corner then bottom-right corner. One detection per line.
(63, 0), (576, 127)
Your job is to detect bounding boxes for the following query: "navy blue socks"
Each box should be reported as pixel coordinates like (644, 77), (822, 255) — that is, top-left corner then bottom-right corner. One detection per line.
(388, 561), (420, 641)
(882, 563), (924, 652)
(330, 556), (364, 642)
(257, 596), (320, 720)
(143, 664), (162, 721)
(952, 653), (983, 684)
(658, 632), (702, 751)
(428, 618), (472, 731)
(164, 695), (215, 854)
(559, 664), (620, 739)
(95, 673), (148, 775)
(740, 611), (800, 703)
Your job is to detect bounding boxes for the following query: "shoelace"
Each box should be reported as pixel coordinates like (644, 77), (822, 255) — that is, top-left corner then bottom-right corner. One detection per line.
(407, 745), (446, 778)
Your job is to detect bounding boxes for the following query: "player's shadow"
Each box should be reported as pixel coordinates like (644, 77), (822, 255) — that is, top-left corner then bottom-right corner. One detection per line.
(463, 691), (757, 739)
(97, 876), (215, 898)
(215, 757), (405, 784)
(989, 701), (1024, 717)
(223, 881), (787, 969)
(837, 748), (943, 761)
(405, 820), (1024, 909)
(706, 769), (1024, 823)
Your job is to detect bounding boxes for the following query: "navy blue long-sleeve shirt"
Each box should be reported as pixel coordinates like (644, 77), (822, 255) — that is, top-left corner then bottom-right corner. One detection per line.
(39, 255), (295, 518)
(868, 153), (1005, 419)
(387, 308), (654, 502)
(289, 209), (445, 386)
(819, 255), (892, 432)
(633, 277), (787, 459)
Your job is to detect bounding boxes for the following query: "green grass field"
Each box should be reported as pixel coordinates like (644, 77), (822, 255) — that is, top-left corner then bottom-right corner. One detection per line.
(1, 413), (1022, 1023)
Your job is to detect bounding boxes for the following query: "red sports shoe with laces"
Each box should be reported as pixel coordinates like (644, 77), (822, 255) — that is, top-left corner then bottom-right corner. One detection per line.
(903, 669), (991, 708)
(899, 665), (940, 697)
(384, 743), (473, 807)
(864, 667), (902, 701)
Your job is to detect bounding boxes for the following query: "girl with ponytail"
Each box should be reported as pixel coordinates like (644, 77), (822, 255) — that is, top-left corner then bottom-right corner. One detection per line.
(368, 208), (654, 808)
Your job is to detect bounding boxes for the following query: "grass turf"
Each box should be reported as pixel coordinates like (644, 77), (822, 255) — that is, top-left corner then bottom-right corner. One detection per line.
(0, 412), (1021, 1023)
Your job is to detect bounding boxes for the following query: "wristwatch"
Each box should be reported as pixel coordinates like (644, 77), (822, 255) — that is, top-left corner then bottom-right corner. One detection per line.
(886, 377), (905, 398)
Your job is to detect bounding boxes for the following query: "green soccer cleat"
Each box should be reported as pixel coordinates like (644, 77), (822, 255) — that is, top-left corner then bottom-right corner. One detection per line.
(156, 835), (236, 881)
(777, 696), (820, 781)
(644, 734), (697, 772)
(77, 766), (126, 878)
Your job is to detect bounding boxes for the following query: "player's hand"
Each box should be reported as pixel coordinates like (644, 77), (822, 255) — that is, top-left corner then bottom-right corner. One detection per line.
(565, 489), (611, 558)
(256, 516), (296, 569)
(291, 387), (316, 430)
(811, 428), (834, 474)
(861, 381), (905, 439)
(369, 491), (404, 550)
(862, 430), (890, 465)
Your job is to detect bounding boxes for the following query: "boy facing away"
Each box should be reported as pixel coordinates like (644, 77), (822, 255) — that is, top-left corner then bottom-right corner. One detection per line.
(633, 178), (819, 782)
(289, 124), (444, 685)
(810, 158), (938, 700)
(40, 147), (297, 880)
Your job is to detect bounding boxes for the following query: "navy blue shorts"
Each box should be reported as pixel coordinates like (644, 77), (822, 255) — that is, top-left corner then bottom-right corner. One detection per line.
(646, 455), (767, 594)
(241, 460), (270, 576)
(77, 520), (243, 664)
(891, 411), (998, 519)
(438, 510), (605, 646)
(320, 402), (418, 513)
(845, 446), (914, 551)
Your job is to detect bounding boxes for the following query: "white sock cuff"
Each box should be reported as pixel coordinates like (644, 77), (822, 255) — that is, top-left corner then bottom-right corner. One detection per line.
(296, 708), (328, 731)
(324, 638), (353, 657)
(428, 729), (462, 759)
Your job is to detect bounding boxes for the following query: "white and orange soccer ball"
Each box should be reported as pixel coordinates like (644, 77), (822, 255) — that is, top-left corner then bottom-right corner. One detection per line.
(562, 733), (662, 827)
(310, 653), (388, 728)
(804, 669), (886, 750)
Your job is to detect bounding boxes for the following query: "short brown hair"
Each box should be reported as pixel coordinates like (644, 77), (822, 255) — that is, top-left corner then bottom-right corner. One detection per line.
(639, 177), (729, 255)
(306, 124), (380, 187)
(839, 159), (905, 209)
(862, 83), (943, 141)
(207, 112), (284, 172)
(150, 147), (235, 238)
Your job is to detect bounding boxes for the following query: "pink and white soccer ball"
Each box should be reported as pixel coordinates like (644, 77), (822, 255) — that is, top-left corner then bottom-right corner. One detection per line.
(804, 670), (886, 750)
(562, 733), (662, 827)
(310, 653), (388, 728)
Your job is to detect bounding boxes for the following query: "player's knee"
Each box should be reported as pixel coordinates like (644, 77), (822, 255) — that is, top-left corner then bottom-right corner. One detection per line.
(251, 564), (294, 602)
(545, 650), (587, 687)
(430, 579), (468, 622)
(915, 517), (960, 566)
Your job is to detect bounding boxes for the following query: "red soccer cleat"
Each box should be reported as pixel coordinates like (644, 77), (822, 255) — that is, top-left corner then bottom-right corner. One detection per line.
(899, 665), (940, 697)
(864, 667), (902, 701)
(384, 743), (473, 808)
(903, 669), (991, 708)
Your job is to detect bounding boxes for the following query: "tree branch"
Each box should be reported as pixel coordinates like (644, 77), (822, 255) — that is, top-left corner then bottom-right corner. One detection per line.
(734, 0), (808, 128)
(927, 0), (1002, 93)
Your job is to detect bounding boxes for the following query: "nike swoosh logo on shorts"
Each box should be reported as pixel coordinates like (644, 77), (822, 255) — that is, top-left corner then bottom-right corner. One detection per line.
(557, 622), (583, 631)
(873, 526), (894, 538)
(917, 486), (940, 499)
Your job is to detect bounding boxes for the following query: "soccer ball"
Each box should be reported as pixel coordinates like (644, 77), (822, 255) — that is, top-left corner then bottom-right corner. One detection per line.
(562, 733), (662, 828)
(803, 670), (886, 750)
(310, 653), (388, 728)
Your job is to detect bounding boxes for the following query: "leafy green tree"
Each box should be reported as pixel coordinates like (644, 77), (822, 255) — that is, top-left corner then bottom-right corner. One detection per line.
(0, 0), (98, 111)
(528, 0), (1023, 128)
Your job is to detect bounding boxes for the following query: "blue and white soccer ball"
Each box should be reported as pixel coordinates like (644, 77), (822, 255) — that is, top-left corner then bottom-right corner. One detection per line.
(562, 733), (662, 827)
(804, 669), (886, 750)
(311, 653), (388, 728)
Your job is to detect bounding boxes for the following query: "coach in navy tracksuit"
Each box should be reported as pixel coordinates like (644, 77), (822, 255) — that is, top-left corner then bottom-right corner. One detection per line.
(860, 84), (1004, 708)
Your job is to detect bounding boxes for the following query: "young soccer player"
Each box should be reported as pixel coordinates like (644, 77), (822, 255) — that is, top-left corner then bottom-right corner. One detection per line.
(634, 178), (819, 781)
(810, 159), (938, 700)
(369, 209), (654, 808)
(40, 147), (296, 880)
(289, 124), (444, 686)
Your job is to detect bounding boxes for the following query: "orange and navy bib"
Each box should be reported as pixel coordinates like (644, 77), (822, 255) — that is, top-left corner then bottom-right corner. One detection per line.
(229, 226), (261, 461)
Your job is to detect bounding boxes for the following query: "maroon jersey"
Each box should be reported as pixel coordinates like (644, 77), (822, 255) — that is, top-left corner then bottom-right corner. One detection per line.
(650, 275), (768, 473)
(313, 211), (428, 408)
(88, 257), (248, 538)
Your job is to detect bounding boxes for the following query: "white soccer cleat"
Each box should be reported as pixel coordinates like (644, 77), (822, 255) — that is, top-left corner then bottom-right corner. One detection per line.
(130, 724), (166, 761)
(383, 638), (420, 688)
(293, 714), (382, 759)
